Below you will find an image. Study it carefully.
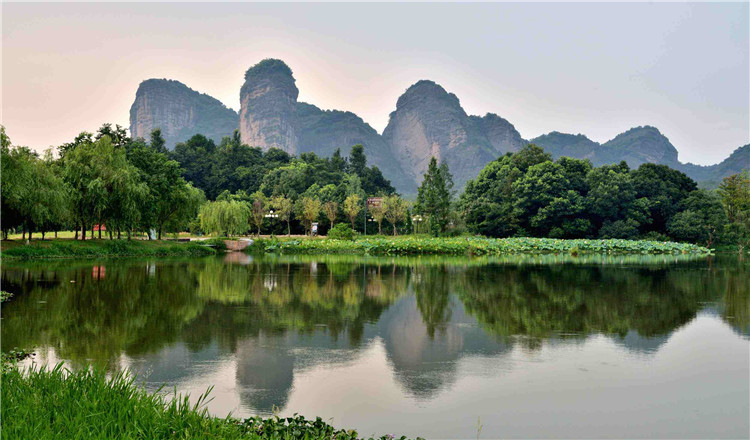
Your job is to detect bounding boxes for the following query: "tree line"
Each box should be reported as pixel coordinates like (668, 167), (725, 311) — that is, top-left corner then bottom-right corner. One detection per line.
(1, 125), (410, 239)
(2, 123), (747, 247)
(459, 145), (750, 249)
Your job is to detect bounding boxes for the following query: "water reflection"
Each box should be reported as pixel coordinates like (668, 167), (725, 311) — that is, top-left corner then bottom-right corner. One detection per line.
(2, 254), (748, 437)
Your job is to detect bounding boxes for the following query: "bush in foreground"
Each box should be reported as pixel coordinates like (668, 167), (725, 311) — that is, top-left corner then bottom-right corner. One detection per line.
(1, 363), (420, 440)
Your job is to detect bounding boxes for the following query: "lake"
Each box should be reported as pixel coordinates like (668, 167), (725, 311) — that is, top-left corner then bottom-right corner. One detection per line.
(2, 253), (748, 439)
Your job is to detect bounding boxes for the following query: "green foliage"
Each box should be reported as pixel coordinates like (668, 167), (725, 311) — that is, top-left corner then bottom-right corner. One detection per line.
(250, 191), (267, 235)
(461, 145), (734, 245)
(416, 157), (454, 236)
(199, 200), (251, 237)
(343, 193), (363, 229)
(2, 361), (421, 440)
(271, 195), (294, 236)
(266, 236), (709, 256)
(1, 239), (215, 260)
(383, 194), (408, 235)
(327, 224), (357, 241)
(718, 171), (750, 252)
(298, 197), (322, 235)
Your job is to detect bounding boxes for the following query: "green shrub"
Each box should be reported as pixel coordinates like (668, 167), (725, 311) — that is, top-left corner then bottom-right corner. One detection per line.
(327, 224), (357, 241)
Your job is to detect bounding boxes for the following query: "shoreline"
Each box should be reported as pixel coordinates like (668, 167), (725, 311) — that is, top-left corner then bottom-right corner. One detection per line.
(2, 236), (710, 260)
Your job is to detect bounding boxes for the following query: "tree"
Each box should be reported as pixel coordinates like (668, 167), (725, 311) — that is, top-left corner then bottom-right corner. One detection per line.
(631, 163), (697, 233)
(149, 129), (168, 154)
(343, 194), (362, 229)
(198, 200), (250, 237)
(1, 127), (34, 239)
(368, 201), (386, 235)
(95, 123), (129, 148)
(27, 151), (71, 239)
(63, 135), (138, 240)
(349, 144), (367, 176)
(271, 195), (293, 236)
(164, 184), (205, 237)
(127, 142), (194, 240)
(718, 171), (750, 252)
(299, 197), (322, 236)
(416, 157), (454, 236)
(383, 195), (407, 235)
(667, 189), (726, 247)
(250, 191), (267, 236)
(322, 201), (338, 230)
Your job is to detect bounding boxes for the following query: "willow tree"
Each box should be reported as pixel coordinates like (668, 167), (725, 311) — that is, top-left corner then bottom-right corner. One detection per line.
(198, 200), (250, 237)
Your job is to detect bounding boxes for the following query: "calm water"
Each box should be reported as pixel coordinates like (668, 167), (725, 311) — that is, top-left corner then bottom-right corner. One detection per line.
(2, 253), (748, 439)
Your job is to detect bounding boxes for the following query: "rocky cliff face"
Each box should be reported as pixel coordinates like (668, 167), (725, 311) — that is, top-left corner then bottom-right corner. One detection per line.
(471, 113), (526, 155)
(129, 79), (238, 148)
(297, 102), (414, 192)
(382, 80), (526, 187)
(239, 59), (299, 154)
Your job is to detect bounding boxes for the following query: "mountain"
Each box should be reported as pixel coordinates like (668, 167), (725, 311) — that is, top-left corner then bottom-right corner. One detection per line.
(382, 80), (525, 188)
(239, 59), (299, 154)
(597, 126), (679, 167)
(129, 59), (747, 193)
(530, 132), (598, 160)
(129, 79), (238, 148)
(678, 144), (750, 185)
(533, 127), (747, 183)
(296, 102), (414, 192)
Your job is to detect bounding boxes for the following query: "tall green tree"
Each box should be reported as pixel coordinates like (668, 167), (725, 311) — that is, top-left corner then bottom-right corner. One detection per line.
(416, 157), (454, 236)
(718, 171), (750, 251)
(1, 127), (34, 238)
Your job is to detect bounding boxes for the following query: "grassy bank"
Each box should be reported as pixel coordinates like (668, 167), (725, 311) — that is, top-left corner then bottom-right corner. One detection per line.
(1, 363), (417, 440)
(263, 236), (710, 256)
(1, 239), (217, 260)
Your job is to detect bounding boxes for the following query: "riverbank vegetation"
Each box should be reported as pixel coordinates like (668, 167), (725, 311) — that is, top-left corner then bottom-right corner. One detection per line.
(1, 238), (216, 260)
(460, 145), (749, 249)
(1, 363), (416, 440)
(2, 124), (747, 250)
(263, 236), (709, 256)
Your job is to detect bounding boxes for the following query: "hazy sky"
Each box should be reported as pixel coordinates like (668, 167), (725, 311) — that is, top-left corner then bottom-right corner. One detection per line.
(2, 2), (748, 165)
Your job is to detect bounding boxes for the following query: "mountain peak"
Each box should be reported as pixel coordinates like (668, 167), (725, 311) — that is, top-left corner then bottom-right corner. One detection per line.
(600, 125), (678, 166)
(396, 80), (460, 110)
(239, 59), (299, 153)
(129, 78), (238, 148)
(244, 58), (294, 81)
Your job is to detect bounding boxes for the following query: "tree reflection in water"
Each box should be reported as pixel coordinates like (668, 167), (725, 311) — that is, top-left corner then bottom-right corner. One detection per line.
(2, 253), (747, 414)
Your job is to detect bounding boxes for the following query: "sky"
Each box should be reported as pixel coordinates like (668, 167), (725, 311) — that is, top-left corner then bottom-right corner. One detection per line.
(2, 2), (748, 165)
